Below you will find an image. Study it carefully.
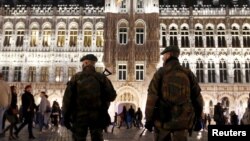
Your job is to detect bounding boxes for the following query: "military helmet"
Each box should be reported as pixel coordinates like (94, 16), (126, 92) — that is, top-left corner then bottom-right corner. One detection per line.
(160, 46), (180, 55)
(80, 54), (98, 62)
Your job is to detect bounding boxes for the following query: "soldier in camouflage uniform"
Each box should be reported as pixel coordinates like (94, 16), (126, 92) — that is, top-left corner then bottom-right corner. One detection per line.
(62, 54), (117, 141)
(145, 46), (204, 141)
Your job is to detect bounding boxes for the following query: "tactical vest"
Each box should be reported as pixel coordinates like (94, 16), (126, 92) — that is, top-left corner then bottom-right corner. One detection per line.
(155, 65), (195, 130)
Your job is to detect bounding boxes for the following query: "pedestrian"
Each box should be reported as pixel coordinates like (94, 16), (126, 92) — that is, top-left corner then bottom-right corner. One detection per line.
(62, 54), (117, 141)
(135, 107), (143, 129)
(0, 73), (11, 138)
(38, 91), (48, 132)
(207, 114), (211, 126)
(15, 85), (36, 139)
(145, 46), (204, 141)
(50, 101), (61, 129)
(2, 86), (19, 140)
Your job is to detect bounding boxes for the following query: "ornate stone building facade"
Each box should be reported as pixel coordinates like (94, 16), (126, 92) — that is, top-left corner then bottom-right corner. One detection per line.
(0, 0), (250, 119)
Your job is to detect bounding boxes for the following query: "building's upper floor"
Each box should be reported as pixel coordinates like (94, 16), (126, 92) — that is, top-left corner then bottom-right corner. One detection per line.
(0, 0), (250, 16)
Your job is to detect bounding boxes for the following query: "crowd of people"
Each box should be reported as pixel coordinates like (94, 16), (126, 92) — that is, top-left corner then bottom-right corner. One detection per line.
(0, 75), (62, 140)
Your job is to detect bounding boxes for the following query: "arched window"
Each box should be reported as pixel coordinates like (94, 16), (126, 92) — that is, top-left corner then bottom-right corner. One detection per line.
(182, 59), (190, 69)
(69, 24), (78, 47)
(206, 26), (215, 47)
(243, 25), (250, 47)
(3, 25), (12, 47)
(219, 59), (227, 83)
(217, 26), (226, 47)
(208, 60), (216, 83)
(195, 25), (203, 47)
(196, 59), (204, 83)
(30, 24), (39, 47)
(96, 24), (104, 47)
(83, 25), (92, 47)
(57, 24), (66, 47)
(135, 22), (145, 45)
(231, 25), (240, 47)
(169, 25), (178, 46)
(118, 21), (128, 45)
(42, 24), (52, 47)
(234, 59), (242, 83)
(246, 59), (250, 83)
(180, 25), (189, 48)
(160, 25), (167, 47)
(16, 24), (25, 47)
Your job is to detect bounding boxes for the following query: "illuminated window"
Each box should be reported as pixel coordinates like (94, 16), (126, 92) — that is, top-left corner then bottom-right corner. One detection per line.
(16, 28), (24, 47)
(40, 67), (49, 82)
(243, 25), (250, 47)
(219, 60), (227, 83)
(96, 27), (104, 47)
(68, 67), (76, 81)
(196, 59), (204, 83)
(180, 26), (189, 48)
(234, 60), (242, 83)
(231, 26), (240, 47)
(2, 66), (9, 81)
(135, 22), (145, 45)
(195, 26), (203, 47)
(69, 26), (78, 47)
(246, 60), (250, 83)
(3, 28), (12, 47)
(118, 64), (127, 80)
(57, 26), (65, 47)
(208, 61), (216, 83)
(161, 25), (167, 47)
(14, 67), (22, 82)
(42, 26), (51, 47)
(30, 26), (39, 47)
(55, 67), (63, 82)
(119, 28), (127, 44)
(135, 64), (144, 81)
(182, 59), (190, 69)
(121, 0), (126, 8)
(83, 27), (92, 47)
(217, 26), (226, 47)
(28, 67), (36, 82)
(206, 26), (215, 47)
(169, 26), (178, 46)
(137, 0), (143, 8)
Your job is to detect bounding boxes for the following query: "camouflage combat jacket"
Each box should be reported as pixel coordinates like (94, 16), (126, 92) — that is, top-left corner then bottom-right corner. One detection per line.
(145, 57), (204, 129)
(62, 65), (117, 126)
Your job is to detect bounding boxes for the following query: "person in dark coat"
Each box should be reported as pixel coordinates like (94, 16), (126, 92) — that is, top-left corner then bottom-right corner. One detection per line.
(62, 54), (117, 141)
(15, 85), (36, 139)
(145, 46), (204, 141)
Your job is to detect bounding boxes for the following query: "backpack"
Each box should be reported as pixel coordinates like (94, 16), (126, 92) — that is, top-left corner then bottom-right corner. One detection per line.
(73, 72), (112, 128)
(155, 65), (195, 130)
(74, 72), (102, 110)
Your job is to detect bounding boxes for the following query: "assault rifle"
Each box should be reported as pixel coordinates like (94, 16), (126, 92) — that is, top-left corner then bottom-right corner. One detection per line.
(103, 68), (112, 76)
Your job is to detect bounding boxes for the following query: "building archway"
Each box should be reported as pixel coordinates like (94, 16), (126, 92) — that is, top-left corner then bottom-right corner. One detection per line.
(114, 86), (140, 114)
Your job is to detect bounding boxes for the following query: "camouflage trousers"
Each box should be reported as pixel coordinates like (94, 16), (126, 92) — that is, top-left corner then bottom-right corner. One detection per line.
(72, 126), (103, 141)
(154, 127), (188, 141)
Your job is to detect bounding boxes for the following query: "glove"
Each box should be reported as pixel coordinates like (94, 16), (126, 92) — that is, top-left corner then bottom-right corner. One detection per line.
(64, 120), (72, 130)
(145, 121), (154, 132)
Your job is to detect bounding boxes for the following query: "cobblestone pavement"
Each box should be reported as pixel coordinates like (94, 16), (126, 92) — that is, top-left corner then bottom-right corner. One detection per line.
(0, 125), (208, 141)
